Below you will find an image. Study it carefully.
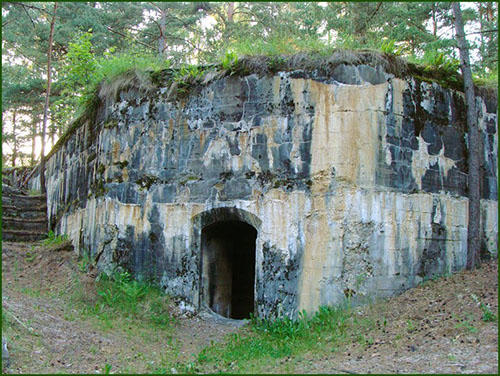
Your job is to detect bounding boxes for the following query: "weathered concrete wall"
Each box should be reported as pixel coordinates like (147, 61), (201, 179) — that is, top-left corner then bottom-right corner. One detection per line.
(44, 66), (498, 319)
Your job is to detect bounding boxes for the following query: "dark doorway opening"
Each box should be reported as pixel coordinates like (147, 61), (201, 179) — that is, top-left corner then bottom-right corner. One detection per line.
(201, 220), (256, 319)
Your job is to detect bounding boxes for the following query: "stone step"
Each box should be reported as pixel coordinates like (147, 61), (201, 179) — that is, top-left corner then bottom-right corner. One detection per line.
(2, 195), (46, 211)
(1, 205), (47, 219)
(2, 229), (47, 242)
(2, 190), (48, 242)
(2, 217), (47, 232)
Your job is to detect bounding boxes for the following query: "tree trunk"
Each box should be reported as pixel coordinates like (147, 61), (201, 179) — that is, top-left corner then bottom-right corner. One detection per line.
(49, 118), (56, 147)
(158, 7), (166, 58)
(227, 2), (234, 23)
(12, 110), (17, 167)
(39, 2), (57, 195)
(31, 119), (37, 166)
(452, 2), (482, 270)
(478, 3), (487, 77)
(432, 3), (438, 38)
(222, 2), (235, 45)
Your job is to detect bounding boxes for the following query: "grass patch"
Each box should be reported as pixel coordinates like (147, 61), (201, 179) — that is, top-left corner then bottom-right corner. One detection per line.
(70, 269), (176, 331)
(169, 305), (353, 374)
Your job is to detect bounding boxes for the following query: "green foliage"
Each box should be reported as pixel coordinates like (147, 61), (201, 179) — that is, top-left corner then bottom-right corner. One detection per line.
(103, 364), (112, 374)
(171, 63), (206, 94)
(173, 64), (205, 81)
(180, 305), (351, 372)
(470, 294), (498, 323)
(227, 32), (331, 57)
(454, 315), (478, 333)
(379, 39), (404, 56)
(42, 231), (69, 246)
(479, 303), (497, 322)
(95, 49), (167, 88)
(81, 270), (175, 329)
(221, 51), (238, 71)
(77, 251), (91, 273)
(56, 32), (167, 127)
(406, 319), (416, 333)
(24, 250), (36, 263)
(473, 69), (498, 89)
(422, 50), (460, 76)
(62, 30), (97, 88)
(2, 310), (10, 332)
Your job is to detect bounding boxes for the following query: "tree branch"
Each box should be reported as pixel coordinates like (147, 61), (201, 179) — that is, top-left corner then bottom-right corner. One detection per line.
(21, 5), (36, 29)
(7, 2), (51, 16)
(106, 26), (155, 50)
(355, 2), (382, 34)
(466, 29), (498, 35)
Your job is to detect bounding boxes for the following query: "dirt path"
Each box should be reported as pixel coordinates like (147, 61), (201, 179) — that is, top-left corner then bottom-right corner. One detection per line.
(2, 240), (498, 374)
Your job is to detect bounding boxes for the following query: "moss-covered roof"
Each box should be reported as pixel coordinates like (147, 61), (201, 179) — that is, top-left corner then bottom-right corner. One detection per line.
(45, 50), (497, 162)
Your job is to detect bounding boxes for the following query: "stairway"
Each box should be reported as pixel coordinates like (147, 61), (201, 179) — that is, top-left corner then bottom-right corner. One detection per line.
(2, 186), (48, 242)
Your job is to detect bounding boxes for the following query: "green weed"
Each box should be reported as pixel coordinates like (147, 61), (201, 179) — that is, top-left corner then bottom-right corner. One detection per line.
(43, 230), (69, 246)
(227, 32), (332, 57)
(78, 251), (92, 273)
(172, 63), (206, 93)
(474, 70), (498, 89)
(470, 293), (497, 323)
(379, 39), (404, 56)
(406, 319), (416, 333)
(102, 363), (112, 374)
(24, 251), (36, 263)
(221, 50), (238, 71)
(455, 316), (478, 333)
(2, 311), (10, 331)
(479, 303), (497, 322)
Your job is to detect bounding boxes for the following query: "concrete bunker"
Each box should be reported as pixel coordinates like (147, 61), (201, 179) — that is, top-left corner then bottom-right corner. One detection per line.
(193, 207), (261, 319)
(40, 61), (498, 319)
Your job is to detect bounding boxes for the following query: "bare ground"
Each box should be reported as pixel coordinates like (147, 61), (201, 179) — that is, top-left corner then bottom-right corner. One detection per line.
(2, 240), (498, 374)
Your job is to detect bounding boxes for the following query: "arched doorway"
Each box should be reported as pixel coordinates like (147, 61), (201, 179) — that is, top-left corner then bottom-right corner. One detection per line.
(201, 220), (257, 319)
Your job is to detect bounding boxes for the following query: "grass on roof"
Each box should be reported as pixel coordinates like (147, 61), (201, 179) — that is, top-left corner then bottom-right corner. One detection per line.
(45, 49), (496, 162)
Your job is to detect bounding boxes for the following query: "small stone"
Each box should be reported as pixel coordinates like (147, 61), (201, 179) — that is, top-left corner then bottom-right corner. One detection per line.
(2, 338), (9, 369)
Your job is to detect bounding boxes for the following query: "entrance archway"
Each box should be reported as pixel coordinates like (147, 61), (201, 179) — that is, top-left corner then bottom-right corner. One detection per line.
(193, 207), (261, 319)
(201, 220), (257, 319)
